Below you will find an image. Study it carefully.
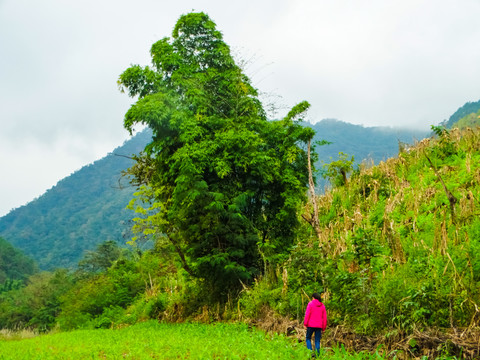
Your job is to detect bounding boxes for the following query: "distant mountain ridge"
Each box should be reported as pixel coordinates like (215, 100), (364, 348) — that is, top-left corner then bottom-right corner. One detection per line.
(0, 117), (438, 270)
(311, 119), (426, 164)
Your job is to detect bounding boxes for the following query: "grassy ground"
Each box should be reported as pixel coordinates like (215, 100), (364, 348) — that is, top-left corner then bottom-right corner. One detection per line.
(0, 321), (390, 359)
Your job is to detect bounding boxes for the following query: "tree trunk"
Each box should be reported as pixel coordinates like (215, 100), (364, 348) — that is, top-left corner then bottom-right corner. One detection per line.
(307, 138), (322, 241)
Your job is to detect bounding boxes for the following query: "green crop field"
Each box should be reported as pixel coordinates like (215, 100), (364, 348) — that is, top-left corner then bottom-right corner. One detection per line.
(0, 321), (388, 359)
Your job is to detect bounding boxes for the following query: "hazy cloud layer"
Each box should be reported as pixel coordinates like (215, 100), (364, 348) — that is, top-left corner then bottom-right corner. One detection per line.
(1, 0), (479, 216)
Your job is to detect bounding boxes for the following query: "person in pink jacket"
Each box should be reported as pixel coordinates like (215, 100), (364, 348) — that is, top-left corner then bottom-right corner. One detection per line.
(303, 292), (327, 356)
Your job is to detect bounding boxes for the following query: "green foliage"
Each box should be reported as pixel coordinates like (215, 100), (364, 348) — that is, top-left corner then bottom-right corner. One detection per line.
(357, 166), (394, 200)
(76, 240), (125, 276)
(119, 12), (314, 299)
(323, 152), (355, 187)
(56, 239), (185, 330)
(58, 256), (150, 330)
(431, 125), (456, 158)
(0, 270), (73, 332)
(231, 125), (480, 349)
(283, 127), (480, 336)
(454, 109), (480, 130)
(0, 237), (37, 286)
(0, 279), (23, 294)
(238, 276), (285, 319)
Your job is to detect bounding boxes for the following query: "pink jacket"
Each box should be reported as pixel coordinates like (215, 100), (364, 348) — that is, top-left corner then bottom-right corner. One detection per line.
(303, 299), (327, 330)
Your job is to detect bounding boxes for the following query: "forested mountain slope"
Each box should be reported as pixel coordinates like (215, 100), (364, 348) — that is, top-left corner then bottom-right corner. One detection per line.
(0, 130), (150, 269)
(0, 121), (427, 270)
(454, 108), (480, 130)
(440, 98), (480, 129)
(311, 119), (426, 165)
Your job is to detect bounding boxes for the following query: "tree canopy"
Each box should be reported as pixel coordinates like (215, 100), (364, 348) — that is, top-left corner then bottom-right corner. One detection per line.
(118, 12), (315, 298)
(0, 237), (37, 285)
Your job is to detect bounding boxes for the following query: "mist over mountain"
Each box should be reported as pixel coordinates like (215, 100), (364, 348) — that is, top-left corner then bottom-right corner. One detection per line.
(311, 119), (427, 163)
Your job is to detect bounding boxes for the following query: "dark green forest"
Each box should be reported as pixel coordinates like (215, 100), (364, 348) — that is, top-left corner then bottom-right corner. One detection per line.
(0, 237), (36, 288)
(1, 11), (480, 359)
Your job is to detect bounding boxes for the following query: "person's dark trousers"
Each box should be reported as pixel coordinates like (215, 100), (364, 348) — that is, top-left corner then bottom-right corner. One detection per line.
(306, 327), (322, 355)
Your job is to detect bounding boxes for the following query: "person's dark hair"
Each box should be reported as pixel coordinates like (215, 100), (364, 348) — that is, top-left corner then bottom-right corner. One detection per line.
(312, 292), (322, 301)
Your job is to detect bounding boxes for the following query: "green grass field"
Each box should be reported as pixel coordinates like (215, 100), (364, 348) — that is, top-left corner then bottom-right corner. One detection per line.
(0, 321), (387, 359)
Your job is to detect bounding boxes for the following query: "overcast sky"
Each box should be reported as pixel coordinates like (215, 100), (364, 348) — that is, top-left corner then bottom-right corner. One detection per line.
(1, 0), (480, 217)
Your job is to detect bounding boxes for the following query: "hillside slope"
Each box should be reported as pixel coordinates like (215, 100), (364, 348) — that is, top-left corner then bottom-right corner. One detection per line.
(441, 98), (480, 129)
(290, 125), (480, 335)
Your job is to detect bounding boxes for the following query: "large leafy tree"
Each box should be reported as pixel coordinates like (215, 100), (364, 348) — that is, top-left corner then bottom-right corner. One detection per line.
(118, 12), (315, 298)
